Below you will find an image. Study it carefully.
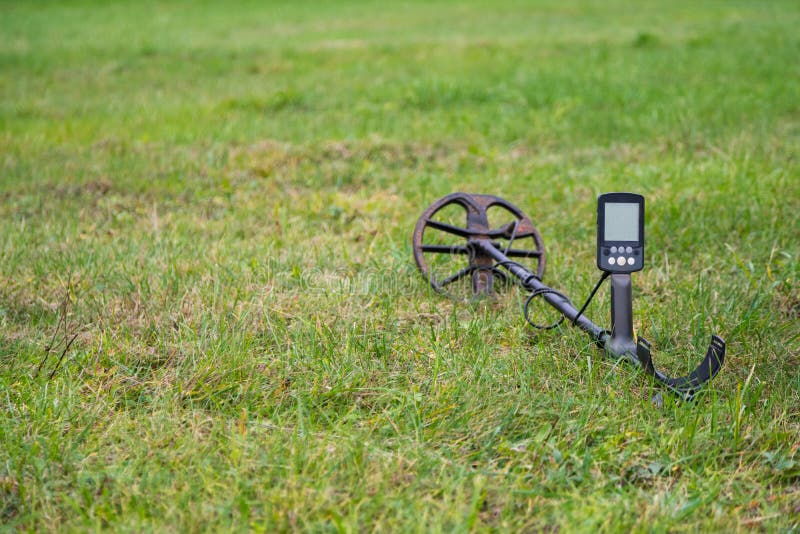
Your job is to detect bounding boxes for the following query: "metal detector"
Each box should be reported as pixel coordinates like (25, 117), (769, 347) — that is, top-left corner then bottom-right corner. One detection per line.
(412, 192), (725, 401)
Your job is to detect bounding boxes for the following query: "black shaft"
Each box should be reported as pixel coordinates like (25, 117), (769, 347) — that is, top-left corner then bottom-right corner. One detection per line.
(607, 274), (637, 359)
(474, 239), (607, 342)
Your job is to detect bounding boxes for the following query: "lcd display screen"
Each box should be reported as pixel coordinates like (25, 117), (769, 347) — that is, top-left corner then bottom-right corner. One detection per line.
(604, 203), (639, 241)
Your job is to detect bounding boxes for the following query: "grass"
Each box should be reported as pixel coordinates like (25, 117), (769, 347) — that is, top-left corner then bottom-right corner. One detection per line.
(1, 0), (799, 530)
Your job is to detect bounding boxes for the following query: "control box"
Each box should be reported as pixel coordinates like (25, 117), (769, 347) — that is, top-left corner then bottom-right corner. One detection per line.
(597, 192), (644, 273)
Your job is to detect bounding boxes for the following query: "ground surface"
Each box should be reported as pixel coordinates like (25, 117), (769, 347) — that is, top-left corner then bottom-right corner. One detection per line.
(1, 0), (799, 531)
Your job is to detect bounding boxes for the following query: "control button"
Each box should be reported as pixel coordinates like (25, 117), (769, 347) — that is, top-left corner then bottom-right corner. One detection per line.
(617, 256), (625, 265)
(608, 257), (616, 265)
(603, 248), (610, 256)
(634, 249), (640, 255)
(610, 246), (618, 253)
(625, 246), (633, 254)
(627, 257), (635, 265)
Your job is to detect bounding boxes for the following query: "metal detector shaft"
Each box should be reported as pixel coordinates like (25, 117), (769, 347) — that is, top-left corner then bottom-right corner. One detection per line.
(474, 239), (607, 342)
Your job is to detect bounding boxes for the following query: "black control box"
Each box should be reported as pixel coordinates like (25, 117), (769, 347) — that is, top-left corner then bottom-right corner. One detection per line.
(597, 192), (644, 273)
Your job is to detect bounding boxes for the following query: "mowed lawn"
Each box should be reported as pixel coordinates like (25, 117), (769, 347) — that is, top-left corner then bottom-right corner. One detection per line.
(1, 0), (799, 530)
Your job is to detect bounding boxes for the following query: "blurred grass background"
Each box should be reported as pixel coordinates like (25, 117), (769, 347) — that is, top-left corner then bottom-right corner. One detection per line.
(1, 0), (798, 530)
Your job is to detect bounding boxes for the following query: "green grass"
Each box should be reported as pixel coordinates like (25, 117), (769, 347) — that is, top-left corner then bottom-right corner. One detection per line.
(1, 0), (799, 530)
